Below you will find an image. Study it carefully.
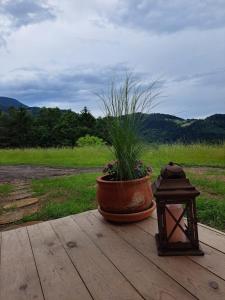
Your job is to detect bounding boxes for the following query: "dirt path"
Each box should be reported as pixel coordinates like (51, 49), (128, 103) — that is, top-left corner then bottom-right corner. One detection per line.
(0, 165), (102, 231)
(0, 165), (102, 182)
(1, 165), (223, 231)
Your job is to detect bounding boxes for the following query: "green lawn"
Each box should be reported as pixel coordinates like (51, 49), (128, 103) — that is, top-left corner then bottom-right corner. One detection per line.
(197, 196), (225, 230)
(0, 147), (111, 167)
(23, 173), (99, 222)
(21, 166), (224, 231)
(186, 171), (225, 230)
(0, 144), (224, 231)
(0, 183), (14, 197)
(0, 144), (224, 168)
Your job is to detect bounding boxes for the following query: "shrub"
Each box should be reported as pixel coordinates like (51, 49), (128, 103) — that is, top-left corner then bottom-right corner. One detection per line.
(76, 135), (105, 147)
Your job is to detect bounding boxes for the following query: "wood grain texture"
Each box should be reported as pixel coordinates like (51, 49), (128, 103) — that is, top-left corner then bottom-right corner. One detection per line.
(1, 209), (225, 300)
(198, 226), (225, 254)
(51, 216), (143, 300)
(73, 211), (195, 300)
(27, 221), (92, 300)
(3, 198), (39, 209)
(96, 213), (225, 300)
(0, 227), (44, 300)
(136, 216), (225, 280)
(0, 232), (1, 266)
(150, 209), (225, 252)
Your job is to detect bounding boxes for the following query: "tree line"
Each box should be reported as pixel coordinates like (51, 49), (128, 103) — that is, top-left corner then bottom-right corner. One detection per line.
(0, 107), (108, 148)
(0, 106), (224, 148)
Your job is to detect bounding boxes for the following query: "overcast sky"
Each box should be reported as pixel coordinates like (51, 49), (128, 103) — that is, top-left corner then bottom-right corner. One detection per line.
(0, 0), (225, 118)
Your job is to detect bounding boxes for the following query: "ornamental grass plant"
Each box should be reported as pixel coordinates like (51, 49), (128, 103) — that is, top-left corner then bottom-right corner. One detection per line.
(98, 74), (160, 181)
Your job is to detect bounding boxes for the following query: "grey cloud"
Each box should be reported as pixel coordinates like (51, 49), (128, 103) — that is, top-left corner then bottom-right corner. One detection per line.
(172, 68), (225, 87)
(0, 0), (56, 46)
(106, 0), (225, 33)
(0, 0), (56, 27)
(0, 64), (130, 109)
(0, 65), (224, 117)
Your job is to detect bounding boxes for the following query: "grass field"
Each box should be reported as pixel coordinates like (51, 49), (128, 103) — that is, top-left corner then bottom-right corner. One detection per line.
(21, 168), (225, 231)
(0, 144), (224, 168)
(0, 144), (224, 231)
(23, 173), (98, 222)
(0, 183), (14, 197)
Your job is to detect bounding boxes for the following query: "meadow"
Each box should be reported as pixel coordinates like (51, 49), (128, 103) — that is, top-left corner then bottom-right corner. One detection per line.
(0, 144), (224, 168)
(0, 144), (225, 230)
(0, 183), (14, 196)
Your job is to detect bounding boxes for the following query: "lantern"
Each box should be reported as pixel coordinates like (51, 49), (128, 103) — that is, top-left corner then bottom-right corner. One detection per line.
(153, 162), (204, 256)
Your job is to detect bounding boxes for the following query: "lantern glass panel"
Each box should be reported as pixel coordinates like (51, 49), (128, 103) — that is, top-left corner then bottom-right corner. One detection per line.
(165, 203), (187, 243)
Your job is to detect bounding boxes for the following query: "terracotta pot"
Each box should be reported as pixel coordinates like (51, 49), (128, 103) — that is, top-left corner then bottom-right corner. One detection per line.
(97, 175), (155, 222)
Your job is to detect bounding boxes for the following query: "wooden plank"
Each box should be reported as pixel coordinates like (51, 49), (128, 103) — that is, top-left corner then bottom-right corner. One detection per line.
(150, 208), (225, 252)
(0, 227), (44, 300)
(0, 205), (39, 225)
(0, 232), (1, 266)
(199, 223), (225, 236)
(6, 193), (33, 201)
(137, 217), (225, 281)
(198, 226), (225, 254)
(0, 210), (24, 225)
(3, 197), (39, 209)
(93, 213), (225, 300)
(73, 211), (195, 300)
(27, 221), (92, 300)
(51, 217), (143, 300)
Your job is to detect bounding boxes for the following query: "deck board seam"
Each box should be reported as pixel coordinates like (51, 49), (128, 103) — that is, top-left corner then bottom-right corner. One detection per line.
(198, 224), (225, 236)
(71, 215), (147, 300)
(135, 220), (225, 258)
(142, 211), (225, 254)
(91, 212), (199, 299)
(198, 241), (225, 255)
(151, 212), (225, 238)
(107, 223), (199, 299)
(49, 220), (95, 300)
(26, 226), (46, 300)
(0, 232), (2, 267)
(186, 253), (225, 282)
(134, 222), (225, 281)
(136, 217), (225, 255)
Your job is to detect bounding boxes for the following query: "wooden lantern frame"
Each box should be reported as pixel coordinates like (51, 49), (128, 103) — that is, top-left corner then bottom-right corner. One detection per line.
(153, 176), (204, 256)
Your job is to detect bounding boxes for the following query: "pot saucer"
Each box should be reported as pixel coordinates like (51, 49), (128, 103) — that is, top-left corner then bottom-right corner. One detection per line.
(98, 200), (156, 223)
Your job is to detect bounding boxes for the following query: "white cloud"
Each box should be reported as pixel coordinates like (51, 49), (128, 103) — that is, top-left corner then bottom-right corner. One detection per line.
(0, 0), (224, 117)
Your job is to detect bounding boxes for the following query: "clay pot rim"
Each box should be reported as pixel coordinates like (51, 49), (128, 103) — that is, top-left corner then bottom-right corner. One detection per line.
(97, 174), (151, 184)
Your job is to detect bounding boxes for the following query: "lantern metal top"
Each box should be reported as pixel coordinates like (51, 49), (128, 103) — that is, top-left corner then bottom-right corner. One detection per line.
(160, 162), (186, 179)
(153, 162), (200, 199)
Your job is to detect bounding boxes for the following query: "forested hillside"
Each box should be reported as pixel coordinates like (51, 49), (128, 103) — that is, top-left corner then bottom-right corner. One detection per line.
(0, 97), (28, 111)
(0, 105), (224, 147)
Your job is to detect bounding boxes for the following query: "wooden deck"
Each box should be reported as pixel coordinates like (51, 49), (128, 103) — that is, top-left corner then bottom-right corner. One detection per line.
(1, 210), (225, 300)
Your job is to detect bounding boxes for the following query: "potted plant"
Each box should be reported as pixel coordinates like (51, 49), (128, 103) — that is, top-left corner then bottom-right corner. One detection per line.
(96, 74), (160, 222)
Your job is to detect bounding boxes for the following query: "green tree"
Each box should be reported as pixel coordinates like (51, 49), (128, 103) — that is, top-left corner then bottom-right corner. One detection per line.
(53, 110), (80, 146)
(0, 108), (33, 147)
(34, 107), (62, 147)
(79, 106), (96, 128)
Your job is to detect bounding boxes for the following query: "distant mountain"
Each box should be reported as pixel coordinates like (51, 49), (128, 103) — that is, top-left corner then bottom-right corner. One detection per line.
(0, 97), (28, 111)
(0, 97), (224, 143)
(0, 97), (41, 114)
(141, 113), (225, 143)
